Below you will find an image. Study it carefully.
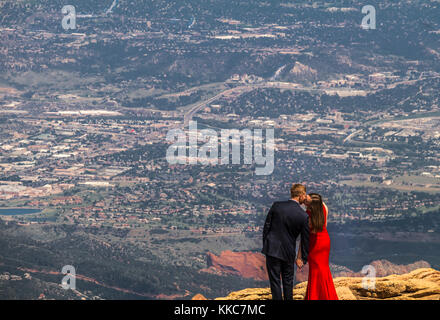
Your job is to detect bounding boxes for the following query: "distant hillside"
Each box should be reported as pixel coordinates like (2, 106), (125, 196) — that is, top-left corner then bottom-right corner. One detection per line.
(0, 220), (266, 300)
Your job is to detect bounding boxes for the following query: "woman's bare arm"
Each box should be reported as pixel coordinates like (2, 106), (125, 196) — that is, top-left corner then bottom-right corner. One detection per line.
(323, 202), (328, 228)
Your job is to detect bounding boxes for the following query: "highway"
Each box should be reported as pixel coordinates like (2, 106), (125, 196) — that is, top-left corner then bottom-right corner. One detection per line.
(181, 81), (325, 128)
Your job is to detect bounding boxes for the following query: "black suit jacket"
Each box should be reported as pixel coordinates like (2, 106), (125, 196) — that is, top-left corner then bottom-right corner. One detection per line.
(261, 200), (310, 264)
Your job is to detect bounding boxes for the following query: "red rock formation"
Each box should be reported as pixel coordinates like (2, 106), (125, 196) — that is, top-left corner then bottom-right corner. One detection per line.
(200, 250), (268, 281)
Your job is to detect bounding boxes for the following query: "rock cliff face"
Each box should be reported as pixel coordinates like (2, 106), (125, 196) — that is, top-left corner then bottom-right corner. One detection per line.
(211, 268), (440, 300)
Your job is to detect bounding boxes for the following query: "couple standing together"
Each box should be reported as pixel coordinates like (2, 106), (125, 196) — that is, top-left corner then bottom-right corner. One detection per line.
(262, 183), (339, 300)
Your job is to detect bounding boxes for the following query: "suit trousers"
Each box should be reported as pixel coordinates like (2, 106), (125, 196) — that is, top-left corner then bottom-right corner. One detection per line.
(266, 255), (295, 300)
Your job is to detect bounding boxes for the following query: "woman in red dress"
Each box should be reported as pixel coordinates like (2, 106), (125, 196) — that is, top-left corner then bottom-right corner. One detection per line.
(297, 193), (338, 300)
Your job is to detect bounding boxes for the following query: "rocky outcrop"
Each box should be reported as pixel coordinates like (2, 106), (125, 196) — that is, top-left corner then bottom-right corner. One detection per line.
(289, 62), (318, 80)
(215, 268), (440, 300)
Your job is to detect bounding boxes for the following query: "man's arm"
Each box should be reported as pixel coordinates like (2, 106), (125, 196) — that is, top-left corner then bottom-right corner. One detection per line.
(300, 215), (310, 264)
(263, 203), (275, 242)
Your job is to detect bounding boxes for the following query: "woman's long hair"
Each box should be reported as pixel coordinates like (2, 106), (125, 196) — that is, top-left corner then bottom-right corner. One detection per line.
(308, 193), (325, 233)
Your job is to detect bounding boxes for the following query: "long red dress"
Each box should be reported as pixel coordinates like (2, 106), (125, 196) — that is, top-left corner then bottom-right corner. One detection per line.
(304, 204), (339, 300)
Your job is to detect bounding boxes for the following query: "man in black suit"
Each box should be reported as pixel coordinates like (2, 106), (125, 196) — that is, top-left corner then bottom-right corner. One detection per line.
(262, 183), (310, 300)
